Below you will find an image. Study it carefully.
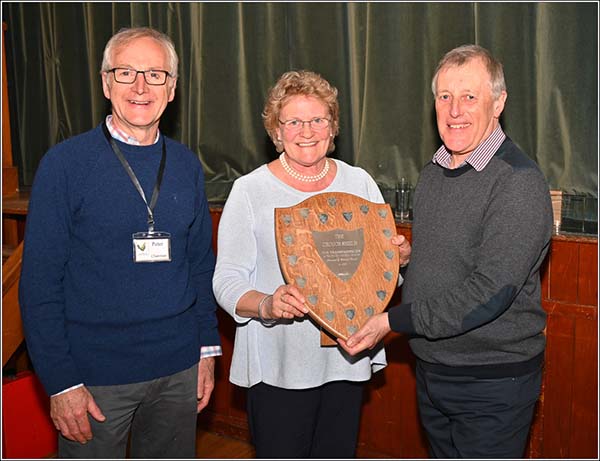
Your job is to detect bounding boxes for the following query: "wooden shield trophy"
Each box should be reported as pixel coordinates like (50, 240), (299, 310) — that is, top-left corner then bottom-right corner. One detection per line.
(275, 192), (399, 345)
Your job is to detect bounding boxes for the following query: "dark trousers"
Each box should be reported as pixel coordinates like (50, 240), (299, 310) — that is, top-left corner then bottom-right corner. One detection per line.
(246, 380), (364, 459)
(58, 364), (198, 459)
(416, 360), (543, 459)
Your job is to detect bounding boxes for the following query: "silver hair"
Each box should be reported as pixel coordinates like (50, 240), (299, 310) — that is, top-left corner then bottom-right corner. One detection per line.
(101, 27), (178, 79)
(431, 44), (506, 99)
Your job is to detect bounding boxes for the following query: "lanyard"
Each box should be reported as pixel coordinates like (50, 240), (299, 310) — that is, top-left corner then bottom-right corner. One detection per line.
(102, 123), (166, 232)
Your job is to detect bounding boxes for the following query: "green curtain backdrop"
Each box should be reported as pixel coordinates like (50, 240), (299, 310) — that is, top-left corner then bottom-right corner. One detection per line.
(2, 2), (597, 202)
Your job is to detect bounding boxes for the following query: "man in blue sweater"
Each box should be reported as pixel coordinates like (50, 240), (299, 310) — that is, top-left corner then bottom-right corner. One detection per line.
(19, 27), (221, 458)
(340, 45), (553, 458)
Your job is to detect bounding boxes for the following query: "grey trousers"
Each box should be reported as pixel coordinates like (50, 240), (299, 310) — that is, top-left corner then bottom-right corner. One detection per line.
(58, 364), (198, 459)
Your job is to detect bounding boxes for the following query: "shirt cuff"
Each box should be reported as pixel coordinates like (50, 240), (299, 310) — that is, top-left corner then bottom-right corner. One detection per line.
(400, 264), (409, 279)
(51, 383), (84, 397)
(200, 345), (222, 358)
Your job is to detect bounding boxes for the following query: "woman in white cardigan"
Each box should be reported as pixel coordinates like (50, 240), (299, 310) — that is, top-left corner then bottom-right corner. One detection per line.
(212, 69), (410, 459)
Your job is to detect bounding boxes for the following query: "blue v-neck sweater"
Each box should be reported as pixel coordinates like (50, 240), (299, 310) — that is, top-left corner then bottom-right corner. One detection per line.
(19, 124), (220, 396)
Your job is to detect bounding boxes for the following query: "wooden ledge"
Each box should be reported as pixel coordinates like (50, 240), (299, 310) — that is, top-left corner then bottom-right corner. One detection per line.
(2, 190), (30, 216)
(552, 232), (598, 243)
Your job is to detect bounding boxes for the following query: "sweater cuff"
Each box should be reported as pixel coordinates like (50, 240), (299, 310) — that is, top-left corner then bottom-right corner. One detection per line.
(388, 303), (416, 334)
(400, 264), (409, 279)
(200, 326), (222, 349)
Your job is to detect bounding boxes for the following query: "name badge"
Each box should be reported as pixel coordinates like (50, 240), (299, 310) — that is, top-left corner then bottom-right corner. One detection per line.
(132, 231), (171, 263)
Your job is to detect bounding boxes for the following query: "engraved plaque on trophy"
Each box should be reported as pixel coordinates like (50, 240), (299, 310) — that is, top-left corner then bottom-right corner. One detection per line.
(275, 192), (400, 344)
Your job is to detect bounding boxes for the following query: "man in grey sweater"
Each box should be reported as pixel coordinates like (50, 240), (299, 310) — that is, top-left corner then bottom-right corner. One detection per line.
(340, 44), (553, 458)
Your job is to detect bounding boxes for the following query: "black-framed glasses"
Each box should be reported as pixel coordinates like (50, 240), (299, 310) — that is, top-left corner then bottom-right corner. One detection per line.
(108, 67), (172, 86)
(278, 117), (331, 133)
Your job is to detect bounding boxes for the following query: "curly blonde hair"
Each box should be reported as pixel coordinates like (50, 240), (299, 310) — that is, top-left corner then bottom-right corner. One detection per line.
(262, 70), (340, 153)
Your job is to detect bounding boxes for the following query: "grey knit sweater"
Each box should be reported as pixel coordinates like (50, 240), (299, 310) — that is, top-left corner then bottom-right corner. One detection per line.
(389, 138), (553, 375)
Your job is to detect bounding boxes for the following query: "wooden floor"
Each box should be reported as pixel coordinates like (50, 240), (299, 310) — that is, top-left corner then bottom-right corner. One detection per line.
(196, 429), (255, 459)
(43, 429), (255, 459)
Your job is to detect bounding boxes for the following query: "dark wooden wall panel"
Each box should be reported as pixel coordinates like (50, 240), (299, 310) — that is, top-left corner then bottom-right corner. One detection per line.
(578, 242), (598, 306)
(548, 240), (579, 304)
(541, 308), (576, 457)
(569, 314), (598, 458)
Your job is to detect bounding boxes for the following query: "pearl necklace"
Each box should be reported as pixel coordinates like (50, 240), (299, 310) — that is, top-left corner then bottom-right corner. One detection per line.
(279, 153), (330, 183)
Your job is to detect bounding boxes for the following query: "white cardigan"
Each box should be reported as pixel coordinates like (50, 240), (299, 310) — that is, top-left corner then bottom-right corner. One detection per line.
(213, 159), (392, 389)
